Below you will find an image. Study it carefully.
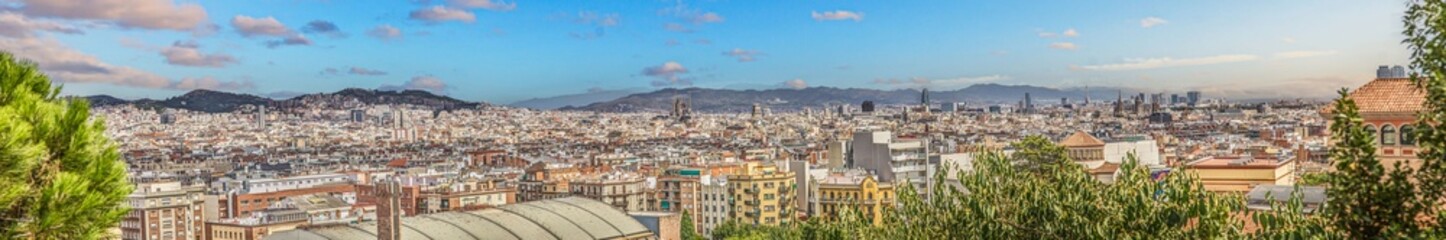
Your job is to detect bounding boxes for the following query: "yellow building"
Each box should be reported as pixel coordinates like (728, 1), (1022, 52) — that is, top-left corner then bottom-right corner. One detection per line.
(810, 170), (895, 225)
(1184, 156), (1295, 192)
(727, 161), (795, 226)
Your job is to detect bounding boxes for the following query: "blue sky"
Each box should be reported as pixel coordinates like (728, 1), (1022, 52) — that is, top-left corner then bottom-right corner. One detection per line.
(1, 0), (1410, 103)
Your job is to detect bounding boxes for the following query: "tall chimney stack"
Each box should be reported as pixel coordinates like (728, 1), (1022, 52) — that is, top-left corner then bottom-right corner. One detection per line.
(376, 179), (403, 240)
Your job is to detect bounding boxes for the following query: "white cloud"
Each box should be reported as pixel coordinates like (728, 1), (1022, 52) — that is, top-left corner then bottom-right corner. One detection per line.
(445, 0), (516, 11)
(811, 10), (863, 21)
(0, 37), (259, 90)
(1062, 28), (1079, 37)
(367, 24), (403, 40)
(783, 79), (807, 89)
(0, 12), (83, 38)
(872, 75), (1009, 88)
(688, 12), (724, 24)
(1049, 42), (1078, 50)
(643, 61), (692, 87)
(1140, 17), (1168, 28)
(664, 23), (692, 33)
(1281, 37), (1296, 44)
(264, 35), (312, 48)
(16, 0), (209, 31)
(1072, 54), (1259, 71)
(171, 76), (255, 91)
(722, 48), (762, 62)
(1273, 50), (1338, 59)
(410, 6), (476, 23)
(231, 15), (293, 37)
(381, 75), (450, 94)
(160, 41), (237, 67)
(349, 67), (387, 76)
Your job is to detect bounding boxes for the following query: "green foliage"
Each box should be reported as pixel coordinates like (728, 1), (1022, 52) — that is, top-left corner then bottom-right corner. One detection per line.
(0, 52), (132, 239)
(681, 210), (705, 240)
(1297, 172), (1330, 186)
(716, 137), (1244, 239)
(1009, 135), (1071, 176)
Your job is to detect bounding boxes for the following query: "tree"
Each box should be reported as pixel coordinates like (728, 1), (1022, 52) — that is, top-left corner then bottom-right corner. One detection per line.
(716, 137), (1244, 239)
(681, 210), (704, 240)
(0, 52), (132, 239)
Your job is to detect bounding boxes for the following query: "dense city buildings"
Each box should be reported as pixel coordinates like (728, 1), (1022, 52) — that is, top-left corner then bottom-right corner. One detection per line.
(86, 66), (1371, 239)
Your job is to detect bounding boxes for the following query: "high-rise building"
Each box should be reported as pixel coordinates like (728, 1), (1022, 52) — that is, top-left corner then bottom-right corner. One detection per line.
(1023, 93), (1035, 114)
(1187, 91), (1202, 107)
(255, 106), (267, 129)
(122, 181), (206, 240)
(751, 103), (762, 119)
(160, 111), (176, 124)
(727, 162), (795, 226)
(860, 101), (875, 113)
(850, 129), (930, 199)
(349, 109), (365, 122)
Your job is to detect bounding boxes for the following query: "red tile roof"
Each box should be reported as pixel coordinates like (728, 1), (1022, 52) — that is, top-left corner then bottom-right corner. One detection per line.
(1060, 130), (1105, 148)
(1324, 78), (1426, 115)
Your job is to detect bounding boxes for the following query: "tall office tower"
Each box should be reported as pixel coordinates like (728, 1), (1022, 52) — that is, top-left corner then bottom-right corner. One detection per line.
(256, 106), (266, 129)
(1378, 65), (1393, 78)
(1392, 65), (1407, 78)
(159, 110), (176, 124)
(1024, 93), (1034, 114)
(861, 101), (875, 112)
(920, 88), (930, 104)
(851, 129), (930, 199)
(1187, 91), (1202, 107)
(350, 109), (365, 122)
(1171, 94), (1182, 104)
(1061, 98), (1068, 106)
(375, 180), (403, 240)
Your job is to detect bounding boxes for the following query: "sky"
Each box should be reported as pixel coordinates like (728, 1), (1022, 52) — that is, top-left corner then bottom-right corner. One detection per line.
(0, 0), (1413, 103)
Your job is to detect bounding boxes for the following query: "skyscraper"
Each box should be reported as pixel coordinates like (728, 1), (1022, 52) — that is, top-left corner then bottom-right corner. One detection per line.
(350, 109), (366, 122)
(1024, 93), (1034, 114)
(861, 101), (875, 112)
(1187, 91), (1202, 107)
(256, 106), (267, 129)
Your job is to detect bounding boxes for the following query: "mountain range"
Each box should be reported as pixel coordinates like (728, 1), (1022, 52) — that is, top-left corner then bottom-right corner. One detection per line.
(561, 84), (1133, 113)
(81, 88), (483, 113)
(78, 84), (1136, 113)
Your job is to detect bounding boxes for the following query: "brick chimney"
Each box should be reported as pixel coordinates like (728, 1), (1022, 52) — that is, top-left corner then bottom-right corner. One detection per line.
(375, 179), (403, 240)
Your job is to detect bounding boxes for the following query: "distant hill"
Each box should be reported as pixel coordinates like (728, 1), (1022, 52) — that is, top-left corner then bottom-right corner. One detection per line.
(81, 88), (484, 113)
(509, 88), (646, 110)
(562, 84), (1133, 113)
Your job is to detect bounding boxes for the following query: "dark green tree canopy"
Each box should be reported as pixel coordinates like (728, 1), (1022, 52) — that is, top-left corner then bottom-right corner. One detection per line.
(0, 52), (132, 239)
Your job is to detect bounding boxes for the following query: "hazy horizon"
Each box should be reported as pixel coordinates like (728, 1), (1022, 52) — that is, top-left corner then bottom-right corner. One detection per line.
(3, 0), (1408, 103)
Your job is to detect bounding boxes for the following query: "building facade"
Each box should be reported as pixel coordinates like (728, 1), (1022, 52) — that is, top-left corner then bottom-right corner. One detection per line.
(727, 162), (795, 226)
(122, 182), (207, 240)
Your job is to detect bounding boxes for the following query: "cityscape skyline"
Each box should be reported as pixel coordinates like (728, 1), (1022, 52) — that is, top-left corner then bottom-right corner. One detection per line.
(1, 0), (1411, 103)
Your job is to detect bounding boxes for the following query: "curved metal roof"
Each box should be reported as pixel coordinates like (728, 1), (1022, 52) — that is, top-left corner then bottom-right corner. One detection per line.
(264, 197), (652, 240)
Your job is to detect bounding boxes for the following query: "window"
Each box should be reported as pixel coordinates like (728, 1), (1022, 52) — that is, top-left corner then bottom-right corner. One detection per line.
(1383, 125), (1398, 145)
(1366, 124), (1378, 145)
(1403, 124), (1417, 145)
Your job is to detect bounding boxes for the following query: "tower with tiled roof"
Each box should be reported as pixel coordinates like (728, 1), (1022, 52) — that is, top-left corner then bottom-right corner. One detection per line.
(1322, 68), (1427, 168)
